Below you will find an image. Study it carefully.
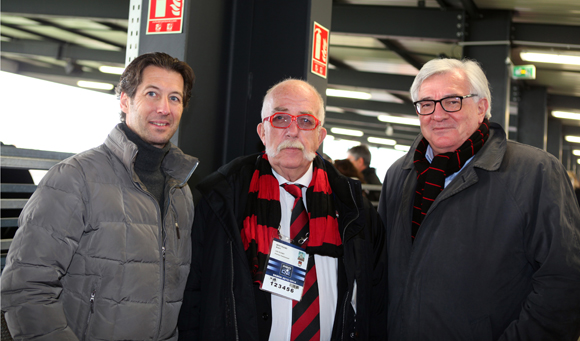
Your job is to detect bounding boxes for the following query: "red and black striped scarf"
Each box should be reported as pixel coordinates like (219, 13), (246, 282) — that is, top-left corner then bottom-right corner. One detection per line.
(241, 153), (342, 284)
(412, 118), (490, 241)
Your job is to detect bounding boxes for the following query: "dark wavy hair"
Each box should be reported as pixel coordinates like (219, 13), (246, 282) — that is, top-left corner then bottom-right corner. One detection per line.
(116, 52), (195, 121)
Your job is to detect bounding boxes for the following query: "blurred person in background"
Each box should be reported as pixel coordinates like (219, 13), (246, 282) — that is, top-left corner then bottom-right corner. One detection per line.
(347, 144), (382, 202)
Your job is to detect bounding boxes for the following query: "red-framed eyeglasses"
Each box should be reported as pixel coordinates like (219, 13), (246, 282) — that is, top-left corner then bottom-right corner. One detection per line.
(263, 112), (321, 130)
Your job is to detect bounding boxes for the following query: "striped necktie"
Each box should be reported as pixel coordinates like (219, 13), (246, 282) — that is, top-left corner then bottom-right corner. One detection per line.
(281, 184), (321, 341)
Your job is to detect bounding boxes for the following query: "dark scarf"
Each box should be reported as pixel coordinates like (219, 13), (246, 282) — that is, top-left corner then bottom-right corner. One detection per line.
(241, 153), (343, 284)
(412, 119), (490, 241)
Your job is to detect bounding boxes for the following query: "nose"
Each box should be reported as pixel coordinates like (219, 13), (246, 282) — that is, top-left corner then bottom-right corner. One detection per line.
(285, 119), (300, 136)
(431, 101), (448, 121)
(158, 97), (171, 115)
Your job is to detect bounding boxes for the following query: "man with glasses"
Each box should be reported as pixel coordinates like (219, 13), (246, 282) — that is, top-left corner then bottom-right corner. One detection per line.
(178, 79), (387, 340)
(378, 58), (580, 340)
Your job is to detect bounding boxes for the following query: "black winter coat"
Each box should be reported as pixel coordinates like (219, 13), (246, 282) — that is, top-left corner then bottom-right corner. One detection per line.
(178, 154), (387, 340)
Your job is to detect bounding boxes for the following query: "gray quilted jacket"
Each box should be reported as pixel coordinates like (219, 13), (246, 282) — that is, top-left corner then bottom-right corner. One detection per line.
(1, 124), (198, 340)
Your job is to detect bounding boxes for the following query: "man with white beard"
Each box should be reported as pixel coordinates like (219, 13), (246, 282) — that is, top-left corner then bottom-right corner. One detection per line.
(177, 79), (387, 341)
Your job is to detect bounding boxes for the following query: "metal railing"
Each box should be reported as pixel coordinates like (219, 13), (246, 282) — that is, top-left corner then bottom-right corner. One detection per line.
(1, 145), (74, 254)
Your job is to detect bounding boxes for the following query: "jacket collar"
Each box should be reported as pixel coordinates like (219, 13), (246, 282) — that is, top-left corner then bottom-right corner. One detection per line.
(105, 123), (199, 186)
(401, 122), (506, 173)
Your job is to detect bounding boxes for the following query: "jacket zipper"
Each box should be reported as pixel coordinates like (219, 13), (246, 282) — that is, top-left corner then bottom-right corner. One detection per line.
(229, 240), (240, 341)
(134, 180), (167, 340)
(82, 290), (97, 340)
(340, 180), (360, 340)
(128, 147), (197, 340)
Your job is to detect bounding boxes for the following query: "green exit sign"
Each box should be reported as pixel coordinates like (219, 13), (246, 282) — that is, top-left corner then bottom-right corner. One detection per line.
(512, 65), (536, 80)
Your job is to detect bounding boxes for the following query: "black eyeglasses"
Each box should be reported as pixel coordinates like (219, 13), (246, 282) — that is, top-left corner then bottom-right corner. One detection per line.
(263, 112), (321, 130)
(413, 94), (478, 116)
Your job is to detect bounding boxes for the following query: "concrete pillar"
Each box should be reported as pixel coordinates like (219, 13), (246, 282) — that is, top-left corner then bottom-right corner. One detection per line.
(518, 86), (548, 150)
(463, 10), (512, 129)
(547, 117), (562, 160)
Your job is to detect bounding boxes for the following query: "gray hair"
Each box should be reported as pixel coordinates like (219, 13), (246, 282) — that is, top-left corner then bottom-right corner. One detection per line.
(347, 144), (372, 167)
(410, 58), (492, 119)
(261, 78), (326, 126)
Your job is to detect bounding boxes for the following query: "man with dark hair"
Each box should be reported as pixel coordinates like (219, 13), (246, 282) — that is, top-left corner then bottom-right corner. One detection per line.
(2, 52), (199, 340)
(178, 79), (387, 340)
(379, 58), (580, 340)
(347, 144), (382, 202)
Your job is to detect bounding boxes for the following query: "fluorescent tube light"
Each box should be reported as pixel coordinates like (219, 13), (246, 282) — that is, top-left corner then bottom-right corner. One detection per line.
(77, 81), (114, 91)
(565, 135), (580, 143)
(395, 144), (411, 152)
(520, 52), (580, 66)
(326, 89), (372, 100)
(573, 150), (580, 156)
(378, 115), (420, 126)
(99, 66), (125, 75)
(552, 111), (580, 120)
(367, 137), (396, 146)
(330, 127), (364, 137)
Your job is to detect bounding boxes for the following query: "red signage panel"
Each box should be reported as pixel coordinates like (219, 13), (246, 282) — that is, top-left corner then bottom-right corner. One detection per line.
(146, 0), (184, 35)
(311, 22), (329, 79)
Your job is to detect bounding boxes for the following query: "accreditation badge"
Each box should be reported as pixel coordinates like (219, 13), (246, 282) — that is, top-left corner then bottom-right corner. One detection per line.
(260, 239), (308, 301)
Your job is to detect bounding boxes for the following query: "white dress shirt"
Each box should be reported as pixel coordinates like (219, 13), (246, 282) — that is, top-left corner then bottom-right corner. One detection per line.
(268, 164), (338, 341)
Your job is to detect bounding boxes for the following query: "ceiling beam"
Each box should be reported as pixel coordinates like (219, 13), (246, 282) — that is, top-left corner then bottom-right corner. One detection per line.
(328, 56), (355, 70)
(30, 18), (125, 49)
(512, 23), (580, 49)
(327, 96), (416, 116)
(326, 111), (420, 134)
(2, 0), (130, 20)
(332, 4), (466, 42)
(549, 95), (580, 111)
(328, 69), (415, 93)
(5, 62), (120, 84)
(458, 0), (481, 19)
(378, 39), (423, 70)
(3, 40), (125, 64)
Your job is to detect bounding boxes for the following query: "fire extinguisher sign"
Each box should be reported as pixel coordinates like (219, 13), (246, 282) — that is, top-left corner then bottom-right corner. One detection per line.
(311, 22), (329, 78)
(146, 0), (184, 35)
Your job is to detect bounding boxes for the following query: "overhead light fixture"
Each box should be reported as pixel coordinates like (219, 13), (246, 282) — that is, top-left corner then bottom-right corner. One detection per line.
(99, 66), (125, 75)
(395, 144), (411, 152)
(325, 134), (335, 141)
(367, 137), (396, 146)
(573, 150), (580, 156)
(552, 111), (580, 120)
(578, 159), (580, 165)
(378, 115), (420, 126)
(77, 81), (114, 91)
(520, 51), (580, 66)
(326, 89), (372, 100)
(330, 127), (364, 137)
(565, 135), (580, 143)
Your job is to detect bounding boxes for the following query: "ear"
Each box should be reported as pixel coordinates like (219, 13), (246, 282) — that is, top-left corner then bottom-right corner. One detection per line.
(317, 127), (327, 147)
(120, 92), (130, 114)
(257, 123), (266, 145)
(477, 98), (489, 124)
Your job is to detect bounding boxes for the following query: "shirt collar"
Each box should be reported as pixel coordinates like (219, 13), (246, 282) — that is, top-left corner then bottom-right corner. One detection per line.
(272, 162), (313, 187)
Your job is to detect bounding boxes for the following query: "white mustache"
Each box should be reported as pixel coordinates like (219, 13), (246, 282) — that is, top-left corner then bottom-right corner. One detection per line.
(277, 140), (305, 152)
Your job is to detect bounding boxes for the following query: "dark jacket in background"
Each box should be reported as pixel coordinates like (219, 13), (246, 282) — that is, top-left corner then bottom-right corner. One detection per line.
(378, 123), (580, 340)
(361, 167), (382, 202)
(178, 154), (387, 340)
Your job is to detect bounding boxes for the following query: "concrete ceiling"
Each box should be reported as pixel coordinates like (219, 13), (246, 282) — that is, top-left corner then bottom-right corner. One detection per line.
(2, 0), (580, 165)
